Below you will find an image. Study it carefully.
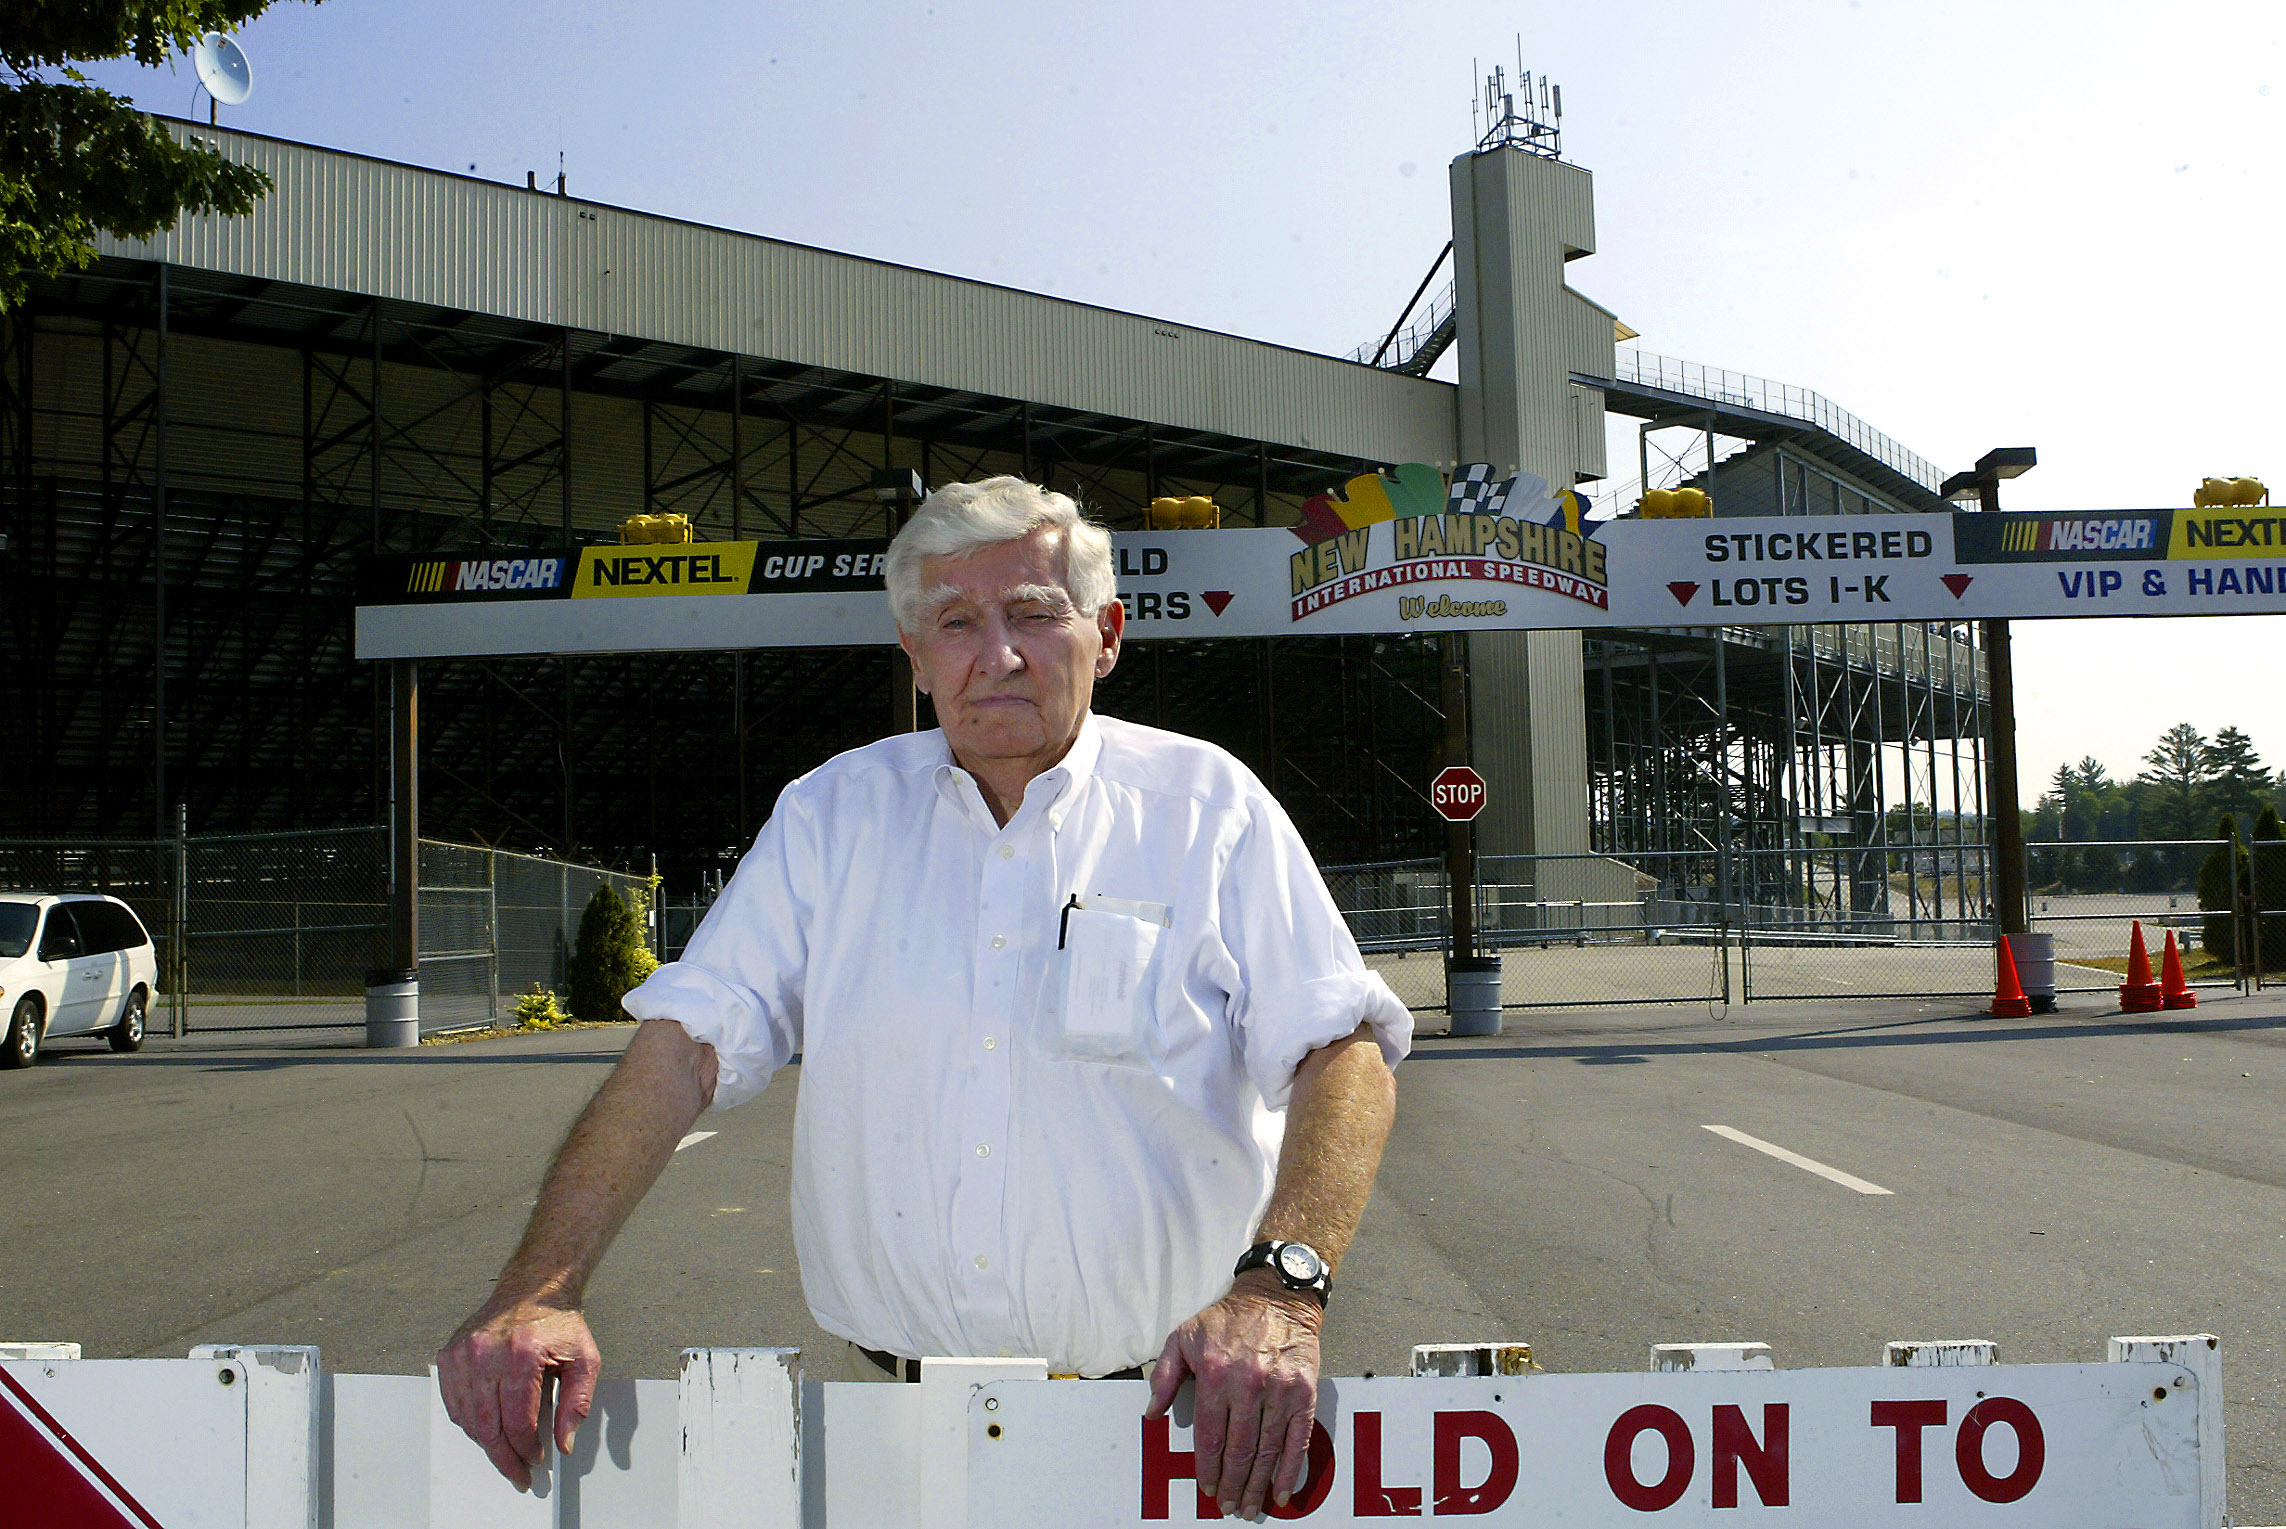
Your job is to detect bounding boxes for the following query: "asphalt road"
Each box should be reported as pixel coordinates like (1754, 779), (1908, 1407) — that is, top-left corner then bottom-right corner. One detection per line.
(7, 993), (2286, 1518)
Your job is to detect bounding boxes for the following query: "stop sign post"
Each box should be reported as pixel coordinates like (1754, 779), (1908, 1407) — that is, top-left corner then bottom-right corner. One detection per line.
(1431, 766), (1487, 822)
(1430, 763), (1488, 973)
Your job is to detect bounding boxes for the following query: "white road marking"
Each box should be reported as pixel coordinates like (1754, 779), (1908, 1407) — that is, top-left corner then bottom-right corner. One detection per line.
(675, 1131), (718, 1152)
(1703, 1125), (1893, 1196)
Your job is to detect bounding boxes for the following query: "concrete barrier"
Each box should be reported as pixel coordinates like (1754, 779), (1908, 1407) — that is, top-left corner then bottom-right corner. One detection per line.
(0, 1332), (2230, 1527)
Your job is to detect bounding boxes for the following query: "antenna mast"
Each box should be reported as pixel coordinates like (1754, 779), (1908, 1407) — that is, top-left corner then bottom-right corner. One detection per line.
(1474, 50), (1562, 160)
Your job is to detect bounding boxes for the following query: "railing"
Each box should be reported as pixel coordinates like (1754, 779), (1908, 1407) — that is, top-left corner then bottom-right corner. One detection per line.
(1345, 278), (1456, 372)
(1612, 349), (1949, 494)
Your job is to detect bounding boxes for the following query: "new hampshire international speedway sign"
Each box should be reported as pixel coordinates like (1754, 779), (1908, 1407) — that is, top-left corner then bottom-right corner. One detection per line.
(354, 464), (2286, 659)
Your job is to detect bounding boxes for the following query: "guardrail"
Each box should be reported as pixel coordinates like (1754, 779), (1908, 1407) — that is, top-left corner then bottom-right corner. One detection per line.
(1611, 349), (1949, 494)
(1, 1332), (2227, 1527)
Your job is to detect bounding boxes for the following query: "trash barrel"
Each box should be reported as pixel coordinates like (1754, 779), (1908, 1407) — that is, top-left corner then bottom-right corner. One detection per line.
(364, 968), (419, 1049)
(2009, 933), (2057, 1014)
(1447, 955), (1504, 1037)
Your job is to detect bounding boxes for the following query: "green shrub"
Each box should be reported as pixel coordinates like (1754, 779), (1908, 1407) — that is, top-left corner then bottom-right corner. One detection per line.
(2254, 806), (2286, 971)
(567, 884), (655, 1023)
(514, 985), (569, 1031)
(2198, 814), (2249, 961)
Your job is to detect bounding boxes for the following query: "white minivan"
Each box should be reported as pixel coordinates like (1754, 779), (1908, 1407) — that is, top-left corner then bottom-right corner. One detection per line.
(0, 893), (160, 1068)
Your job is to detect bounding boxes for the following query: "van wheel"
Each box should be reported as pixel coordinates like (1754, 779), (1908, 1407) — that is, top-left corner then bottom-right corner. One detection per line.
(108, 988), (147, 1053)
(3, 997), (41, 1069)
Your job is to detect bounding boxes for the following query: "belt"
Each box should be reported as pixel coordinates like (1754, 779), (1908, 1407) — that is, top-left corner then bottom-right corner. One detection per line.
(859, 1345), (1144, 1383)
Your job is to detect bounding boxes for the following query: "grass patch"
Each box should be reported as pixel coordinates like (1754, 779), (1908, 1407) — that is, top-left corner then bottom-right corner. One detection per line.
(420, 1018), (638, 1046)
(2069, 947), (2233, 980)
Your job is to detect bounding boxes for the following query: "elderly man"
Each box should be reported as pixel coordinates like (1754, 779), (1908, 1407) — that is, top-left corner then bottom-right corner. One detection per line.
(439, 476), (1409, 1518)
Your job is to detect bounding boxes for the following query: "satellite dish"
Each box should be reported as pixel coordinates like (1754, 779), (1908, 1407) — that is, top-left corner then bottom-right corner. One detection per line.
(192, 33), (254, 107)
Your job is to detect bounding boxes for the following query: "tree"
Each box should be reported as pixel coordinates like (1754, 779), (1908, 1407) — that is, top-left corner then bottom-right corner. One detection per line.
(2139, 723), (2213, 842)
(2197, 812), (2249, 961)
(566, 884), (656, 1024)
(2254, 805), (2286, 972)
(2, 4), (303, 310)
(2203, 726), (2274, 827)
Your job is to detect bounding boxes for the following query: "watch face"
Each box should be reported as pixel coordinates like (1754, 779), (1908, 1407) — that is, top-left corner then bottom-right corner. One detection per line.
(1275, 1243), (1324, 1283)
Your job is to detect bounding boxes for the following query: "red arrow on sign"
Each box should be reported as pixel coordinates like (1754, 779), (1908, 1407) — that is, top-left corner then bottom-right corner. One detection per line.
(1201, 590), (1233, 616)
(0, 1367), (165, 1529)
(1941, 574), (1973, 599)
(1431, 765), (1488, 822)
(1667, 582), (1700, 607)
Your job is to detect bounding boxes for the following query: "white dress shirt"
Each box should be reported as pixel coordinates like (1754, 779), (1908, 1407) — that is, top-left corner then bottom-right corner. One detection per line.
(622, 712), (1412, 1377)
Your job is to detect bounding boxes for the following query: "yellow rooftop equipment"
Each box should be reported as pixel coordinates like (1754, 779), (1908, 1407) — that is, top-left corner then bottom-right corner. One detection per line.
(1146, 495), (1220, 529)
(620, 513), (695, 544)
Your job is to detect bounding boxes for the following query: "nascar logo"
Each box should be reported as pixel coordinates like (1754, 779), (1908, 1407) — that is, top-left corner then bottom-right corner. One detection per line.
(406, 556), (569, 594)
(1993, 516), (2161, 554)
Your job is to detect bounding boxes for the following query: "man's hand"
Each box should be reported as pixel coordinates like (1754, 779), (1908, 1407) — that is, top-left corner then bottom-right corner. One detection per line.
(437, 1296), (601, 1492)
(434, 1019), (717, 1489)
(1145, 1273), (1325, 1519)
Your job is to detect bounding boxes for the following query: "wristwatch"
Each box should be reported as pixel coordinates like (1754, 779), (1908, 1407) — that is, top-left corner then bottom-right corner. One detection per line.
(1233, 1239), (1332, 1307)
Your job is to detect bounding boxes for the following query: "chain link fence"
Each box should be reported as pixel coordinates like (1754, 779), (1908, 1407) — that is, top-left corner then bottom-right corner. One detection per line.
(2254, 839), (2286, 991)
(0, 838), (185, 1008)
(2026, 839), (2235, 994)
(306, 832), (2265, 1029)
(1323, 837), (2270, 1015)
(0, 829), (652, 1040)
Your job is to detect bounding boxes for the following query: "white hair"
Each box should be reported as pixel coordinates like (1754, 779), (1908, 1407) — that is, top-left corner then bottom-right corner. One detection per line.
(884, 476), (1117, 631)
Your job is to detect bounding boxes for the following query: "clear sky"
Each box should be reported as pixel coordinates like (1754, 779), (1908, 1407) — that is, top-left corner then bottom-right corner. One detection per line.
(81, 0), (2285, 803)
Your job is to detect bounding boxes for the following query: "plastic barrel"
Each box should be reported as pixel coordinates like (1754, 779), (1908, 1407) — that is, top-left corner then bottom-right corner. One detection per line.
(364, 968), (419, 1048)
(1447, 955), (1504, 1036)
(2009, 933), (2058, 1014)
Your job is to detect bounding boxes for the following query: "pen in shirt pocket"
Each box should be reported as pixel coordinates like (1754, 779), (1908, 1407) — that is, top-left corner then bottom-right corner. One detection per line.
(1057, 893), (1175, 949)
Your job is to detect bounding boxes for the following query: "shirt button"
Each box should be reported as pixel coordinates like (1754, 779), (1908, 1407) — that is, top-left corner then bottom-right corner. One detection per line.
(983, 1036), (996, 1050)
(975, 1143), (991, 1158)
(974, 1254), (990, 1270)
(998, 844), (1015, 860)
(990, 934), (1007, 949)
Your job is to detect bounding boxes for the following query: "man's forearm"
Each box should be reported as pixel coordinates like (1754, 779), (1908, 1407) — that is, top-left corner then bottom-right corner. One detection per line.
(491, 1018), (717, 1307)
(1251, 1020), (1397, 1276)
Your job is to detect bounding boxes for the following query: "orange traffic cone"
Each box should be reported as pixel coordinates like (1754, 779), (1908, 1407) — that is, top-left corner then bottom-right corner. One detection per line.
(2159, 929), (2198, 1010)
(1990, 935), (2033, 1018)
(2119, 921), (2164, 1013)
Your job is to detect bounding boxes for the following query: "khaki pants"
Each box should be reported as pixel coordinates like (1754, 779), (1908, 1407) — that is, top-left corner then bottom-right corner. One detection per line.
(841, 1342), (904, 1383)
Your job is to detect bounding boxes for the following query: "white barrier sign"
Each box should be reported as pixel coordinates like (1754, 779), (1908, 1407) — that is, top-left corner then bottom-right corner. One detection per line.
(0, 1338), (2223, 1527)
(967, 1366), (2202, 1527)
(1, 1357), (252, 1528)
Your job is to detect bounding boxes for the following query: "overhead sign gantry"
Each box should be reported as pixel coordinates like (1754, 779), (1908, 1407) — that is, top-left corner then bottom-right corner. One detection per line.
(356, 466), (2286, 661)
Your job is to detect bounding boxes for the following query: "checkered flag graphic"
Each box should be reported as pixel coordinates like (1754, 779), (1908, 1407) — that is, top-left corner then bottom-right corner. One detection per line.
(1446, 463), (1499, 512)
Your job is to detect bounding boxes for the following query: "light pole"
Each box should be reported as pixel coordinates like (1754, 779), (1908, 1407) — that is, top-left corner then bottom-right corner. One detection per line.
(1940, 447), (2036, 937)
(873, 468), (924, 732)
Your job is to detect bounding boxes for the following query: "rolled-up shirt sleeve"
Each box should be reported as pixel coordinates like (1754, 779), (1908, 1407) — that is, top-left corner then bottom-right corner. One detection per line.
(1217, 792), (1413, 1108)
(622, 782), (816, 1110)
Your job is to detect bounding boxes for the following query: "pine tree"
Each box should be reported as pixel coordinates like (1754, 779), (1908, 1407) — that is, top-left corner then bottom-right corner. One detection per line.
(2198, 813), (2250, 962)
(2141, 724), (2212, 842)
(566, 884), (653, 1024)
(2204, 727), (2273, 827)
(2254, 805), (2286, 972)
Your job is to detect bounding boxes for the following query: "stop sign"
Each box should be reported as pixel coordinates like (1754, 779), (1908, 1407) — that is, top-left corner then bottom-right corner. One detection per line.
(1430, 765), (1487, 822)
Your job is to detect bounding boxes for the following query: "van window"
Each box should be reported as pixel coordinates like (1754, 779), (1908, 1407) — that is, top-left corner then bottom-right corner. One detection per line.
(70, 901), (149, 954)
(109, 903), (153, 951)
(0, 904), (34, 960)
(37, 906), (83, 962)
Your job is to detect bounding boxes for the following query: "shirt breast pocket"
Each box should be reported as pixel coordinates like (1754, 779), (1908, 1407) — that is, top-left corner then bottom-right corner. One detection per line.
(1054, 898), (1171, 1065)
